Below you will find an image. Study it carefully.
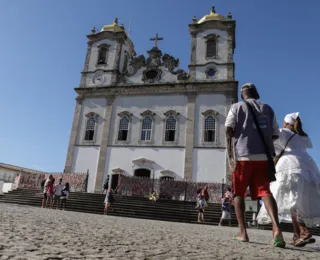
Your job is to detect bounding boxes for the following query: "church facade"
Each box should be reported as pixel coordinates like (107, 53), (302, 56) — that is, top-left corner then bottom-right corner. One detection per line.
(64, 7), (238, 193)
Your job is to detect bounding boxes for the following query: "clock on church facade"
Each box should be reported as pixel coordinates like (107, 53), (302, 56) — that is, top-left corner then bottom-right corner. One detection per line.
(64, 7), (238, 193)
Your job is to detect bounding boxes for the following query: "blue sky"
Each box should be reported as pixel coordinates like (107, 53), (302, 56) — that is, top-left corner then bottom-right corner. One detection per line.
(0, 0), (319, 171)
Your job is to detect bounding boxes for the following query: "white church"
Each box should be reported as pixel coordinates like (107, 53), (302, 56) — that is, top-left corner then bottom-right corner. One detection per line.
(64, 6), (238, 193)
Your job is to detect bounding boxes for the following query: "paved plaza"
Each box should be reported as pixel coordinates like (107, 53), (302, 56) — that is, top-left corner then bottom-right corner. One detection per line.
(0, 203), (319, 260)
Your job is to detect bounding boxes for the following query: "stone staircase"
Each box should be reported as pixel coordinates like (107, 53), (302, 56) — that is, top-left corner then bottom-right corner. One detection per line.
(1, 189), (319, 236)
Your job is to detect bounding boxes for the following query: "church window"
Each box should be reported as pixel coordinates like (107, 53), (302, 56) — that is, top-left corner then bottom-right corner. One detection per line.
(97, 46), (108, 65)
(206, 68), (216, 78)
(84, 117), (96, 141)
(118, 116), (129, 141)
(123, 54), (129, 72)
(204, 116), (216, 142)
(165, 116), (176, 142)
(141, 116), (153, 141)
(206, 38), (217, 58)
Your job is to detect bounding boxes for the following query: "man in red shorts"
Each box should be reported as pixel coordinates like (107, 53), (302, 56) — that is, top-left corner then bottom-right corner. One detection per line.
(225, 83), (285, 247)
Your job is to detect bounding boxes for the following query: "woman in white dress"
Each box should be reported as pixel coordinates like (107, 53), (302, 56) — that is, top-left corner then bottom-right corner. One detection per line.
(257, 112), (320, 247)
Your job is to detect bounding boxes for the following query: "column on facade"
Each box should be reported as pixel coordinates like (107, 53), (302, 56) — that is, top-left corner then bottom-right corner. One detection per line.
(64, 96), (83, 173)
(94, 97), (114, 192)
(184, 93), (197, 180)
(224, 96), (235, 185)
(189, 32), (197, 80)
(111, 42), (123, 84)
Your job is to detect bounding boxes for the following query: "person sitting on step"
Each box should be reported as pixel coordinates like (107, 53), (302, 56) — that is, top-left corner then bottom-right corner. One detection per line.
(149, 190), (157, 202)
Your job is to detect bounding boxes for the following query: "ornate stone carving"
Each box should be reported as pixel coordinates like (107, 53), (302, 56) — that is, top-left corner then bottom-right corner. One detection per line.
(177, 70), (189, 80)
(142, 68), (162, 83)
(146, 47), (162, 68)
(162, 54), (180, 74)
(126, 55), (146, 76)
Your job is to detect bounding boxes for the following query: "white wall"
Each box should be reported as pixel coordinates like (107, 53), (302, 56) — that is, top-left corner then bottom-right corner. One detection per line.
(72, 146), (100, 193)
(109, 95), (188, 146)
(194, 94), (227, 147)
(104, 147), (185, 180)
(193, 149), (226, 182)
(76, 98), (107, 145)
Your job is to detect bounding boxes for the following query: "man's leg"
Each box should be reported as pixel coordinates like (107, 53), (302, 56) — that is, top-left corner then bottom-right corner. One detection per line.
(261, 195), (282, 239)
(233, 196), (249, 242)
(232, 161), (250, 242)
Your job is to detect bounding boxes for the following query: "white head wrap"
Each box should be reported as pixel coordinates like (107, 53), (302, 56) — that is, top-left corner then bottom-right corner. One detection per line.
(284, 112), (299, 125)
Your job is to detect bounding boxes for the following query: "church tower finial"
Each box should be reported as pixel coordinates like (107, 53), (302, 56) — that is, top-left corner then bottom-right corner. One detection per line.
(91, 26), (96, 34)
(114, 18), (118, 25)
(211, 6), (216, 13)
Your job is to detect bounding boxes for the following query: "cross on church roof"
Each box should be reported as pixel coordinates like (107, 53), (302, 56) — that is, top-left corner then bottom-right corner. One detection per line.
(150, 33), (163, 48)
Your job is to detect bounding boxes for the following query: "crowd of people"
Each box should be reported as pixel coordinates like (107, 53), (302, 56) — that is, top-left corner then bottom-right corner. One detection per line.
(225, 83), (320, 248)
(41, 175), (70, 210)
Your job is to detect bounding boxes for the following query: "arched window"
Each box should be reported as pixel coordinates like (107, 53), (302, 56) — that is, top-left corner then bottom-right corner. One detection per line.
(141, 116), (152, 141)
(206, 38), (217, 58)
(84, 117), (96, 141)
(204, 116), (216, 142)
(165, 116), (176, 142)
(118, 116), (129, 141)
(98, 46), (108, 65)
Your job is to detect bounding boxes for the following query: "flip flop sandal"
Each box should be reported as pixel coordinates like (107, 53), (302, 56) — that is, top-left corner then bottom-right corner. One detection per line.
(294, 238), (309, 247)
(288, 240), (295, 245)
(232, 235), (248, 242)
(307, 237), (316, 244)
(272, 236), (286, 248)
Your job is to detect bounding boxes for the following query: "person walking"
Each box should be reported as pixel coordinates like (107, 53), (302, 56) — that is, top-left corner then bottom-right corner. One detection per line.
(53, 178), (64, 209)
(60, 183), (70, 210)
(219, 194), (232, 227)
(257, 113), (320, 247)
(225, 83), (285, 247)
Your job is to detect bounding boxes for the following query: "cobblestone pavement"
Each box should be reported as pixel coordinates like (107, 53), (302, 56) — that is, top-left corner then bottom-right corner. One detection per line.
(0, 203), (319, 260)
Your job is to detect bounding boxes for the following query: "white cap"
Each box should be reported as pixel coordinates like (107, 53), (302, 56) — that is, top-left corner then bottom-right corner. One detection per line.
(284, 112), (299, 125)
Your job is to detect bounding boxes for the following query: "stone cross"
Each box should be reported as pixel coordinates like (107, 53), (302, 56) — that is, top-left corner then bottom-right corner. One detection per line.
(150, 33), (163, 48)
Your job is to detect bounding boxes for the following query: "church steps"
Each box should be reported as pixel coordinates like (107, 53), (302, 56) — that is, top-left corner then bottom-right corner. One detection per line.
(2, 191), (320, 236)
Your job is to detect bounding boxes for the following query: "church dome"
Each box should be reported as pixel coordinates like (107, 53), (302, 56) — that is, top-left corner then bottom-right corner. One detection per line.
(101, 18), (125, 32)
(198, 6), (227, 24)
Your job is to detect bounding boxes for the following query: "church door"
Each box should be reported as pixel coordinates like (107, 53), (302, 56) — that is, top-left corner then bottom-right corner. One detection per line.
(134, 169), (151, 178)
(111, 174), (119, 190)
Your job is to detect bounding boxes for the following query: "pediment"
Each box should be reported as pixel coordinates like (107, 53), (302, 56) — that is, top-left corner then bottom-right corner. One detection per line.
(85, 112), (99, 118)
(117, 111), (133, 117)
(163, 110), (180, 117)
(140, 110), (155, 117)
(160, 170), (175, 177)
(132, 158), (155, 166)
(202, 109), (219, 117)
(112, 168), (124, 174)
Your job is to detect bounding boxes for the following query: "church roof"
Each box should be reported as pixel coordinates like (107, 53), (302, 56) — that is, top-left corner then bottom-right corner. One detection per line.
(198, 6), (228, 24)
(101, 18), (126, 33)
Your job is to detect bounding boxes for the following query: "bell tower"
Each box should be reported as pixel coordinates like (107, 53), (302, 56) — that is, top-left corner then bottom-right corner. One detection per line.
(188, 6), (235, 82)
